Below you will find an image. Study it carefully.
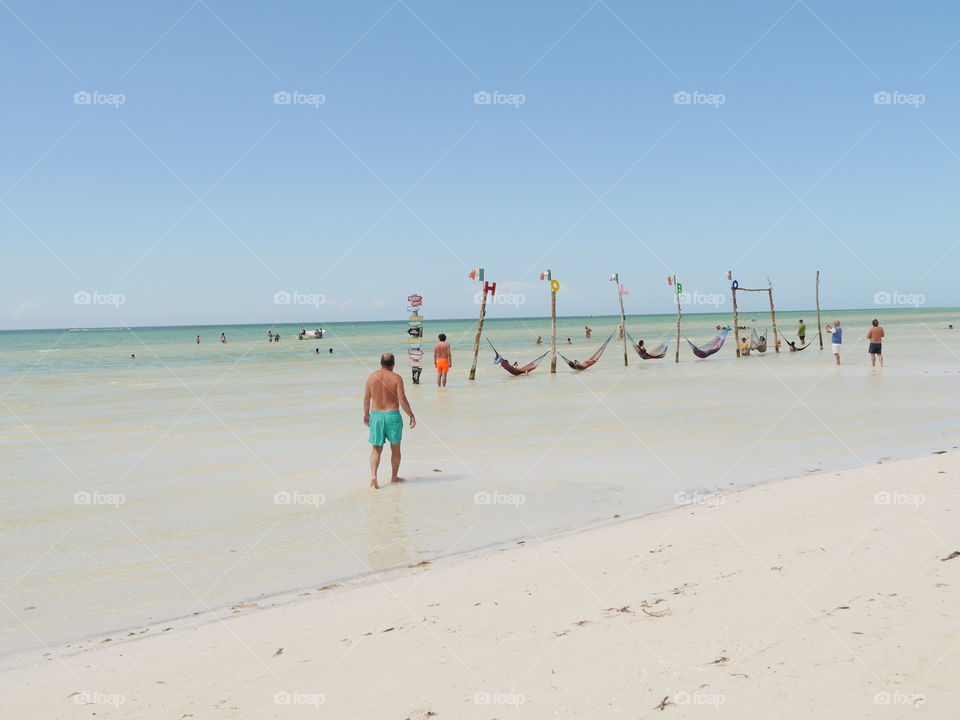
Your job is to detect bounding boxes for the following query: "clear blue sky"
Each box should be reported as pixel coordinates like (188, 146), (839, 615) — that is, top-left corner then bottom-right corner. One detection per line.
(2, 0), (958, 329)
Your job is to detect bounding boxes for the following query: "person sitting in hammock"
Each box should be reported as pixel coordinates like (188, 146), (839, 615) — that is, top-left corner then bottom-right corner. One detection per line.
(636, 339), (646, 354)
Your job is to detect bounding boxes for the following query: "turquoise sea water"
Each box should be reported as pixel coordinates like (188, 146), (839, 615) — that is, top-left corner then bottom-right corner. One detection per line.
(1, 307), (958, 664)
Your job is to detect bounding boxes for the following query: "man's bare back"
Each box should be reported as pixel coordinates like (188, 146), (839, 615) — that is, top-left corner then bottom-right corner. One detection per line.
(434, 340), (451, 361)
(365, 368), (404, 411)
(867, 326), (884, 342)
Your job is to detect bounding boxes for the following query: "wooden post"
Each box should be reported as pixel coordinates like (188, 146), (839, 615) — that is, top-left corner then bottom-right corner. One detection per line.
(550, 286), (557, 373)
(673, 275), (682, 363)
(617, 280), (628, 366)
(816, 270), (823, 350)
(468, 289), (487, 380)
(732, 287), (741, 357)
(768, 285), (780, 353)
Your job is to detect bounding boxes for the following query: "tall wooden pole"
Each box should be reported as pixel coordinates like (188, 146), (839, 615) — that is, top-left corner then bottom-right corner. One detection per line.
(673, 275), (682, 363)
(816, 270), (823, 350)
(732, 287), (741, 357)
(468, 290), (487, 380)
(768, 286), (780, 353)
(617, 281), (628, 366)
(550, 287), (557, 373)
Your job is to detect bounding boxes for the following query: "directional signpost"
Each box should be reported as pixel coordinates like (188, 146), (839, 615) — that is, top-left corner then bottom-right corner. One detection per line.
(407, 294), (423, 384)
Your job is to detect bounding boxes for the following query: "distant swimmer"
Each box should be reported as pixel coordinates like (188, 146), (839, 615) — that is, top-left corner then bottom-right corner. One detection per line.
(329, 348), (333, 354)
(275, 333), (281, 342)
(535, 336), (542, 344)
(566, 337), (573, 344)
(363, 353), (416, 490)
(434, 333), (452, 387)
(130, 354), (136, 359)
(867, 318), (884, 367)
(827, 320), (842, 364)
(585, 326), (592, 339)
(315, 348), (320, 354)
(220, 333), (226, 343)
(196, 335), (200, 344)
(797, 319), (806, 345)
(268, 331), (274, 342)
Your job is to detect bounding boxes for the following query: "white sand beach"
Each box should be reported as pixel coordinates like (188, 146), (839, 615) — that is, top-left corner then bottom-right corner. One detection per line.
(4, 448), (957, 719)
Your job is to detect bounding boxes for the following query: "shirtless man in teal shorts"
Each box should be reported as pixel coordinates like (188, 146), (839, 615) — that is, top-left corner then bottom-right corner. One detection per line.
(363, 353), (416, 489)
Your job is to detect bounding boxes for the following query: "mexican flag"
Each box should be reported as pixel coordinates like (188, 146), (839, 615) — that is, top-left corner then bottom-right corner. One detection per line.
(609, 272), (618, 282)
(539, 270), (551, 281)
(468, 268), (484, 281)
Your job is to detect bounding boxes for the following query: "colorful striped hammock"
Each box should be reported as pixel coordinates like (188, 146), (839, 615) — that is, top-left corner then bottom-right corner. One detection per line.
(625, 330), (669, 359)
(686, 328), (730, 359)
(488, 340), (549, 376)
(559, 332), (615, 370)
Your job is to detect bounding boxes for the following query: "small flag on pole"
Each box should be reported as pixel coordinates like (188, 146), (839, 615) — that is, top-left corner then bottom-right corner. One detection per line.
(619, 284), (630, 295)
(468, 268), (484, 281)
(667, 276), (674, 286)
(539, 270), (551, 281)
(726, 270), (732, 281)
(609, 273), (618, 283)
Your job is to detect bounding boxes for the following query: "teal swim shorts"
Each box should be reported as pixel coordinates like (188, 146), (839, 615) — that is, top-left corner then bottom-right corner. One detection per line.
(368, 410), (403, 446)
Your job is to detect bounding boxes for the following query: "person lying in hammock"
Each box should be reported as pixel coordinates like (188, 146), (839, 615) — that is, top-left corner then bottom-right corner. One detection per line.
(511, 361), (532, 375)
(637, 339), (646, 354)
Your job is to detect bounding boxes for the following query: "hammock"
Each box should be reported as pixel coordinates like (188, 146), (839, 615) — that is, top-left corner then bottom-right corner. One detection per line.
(488, 340), (549, 376)
(558, 332), (615, 370)
(751, 329), (768, 353)
(778, 330), (820, 352)
(625, 330), (669, 359)
(686, 328), (730, 359)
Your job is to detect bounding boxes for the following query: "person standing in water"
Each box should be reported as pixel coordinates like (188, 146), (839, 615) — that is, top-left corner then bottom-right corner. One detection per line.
(363, 353), (415, 489)
(220, 332), (226, 343)
(433, 333), (452, 387)
(867, 318), (884, 367)
(196, 335), (200, 344)
(797, 319), (806, 345)
(829, 320), (842, 364)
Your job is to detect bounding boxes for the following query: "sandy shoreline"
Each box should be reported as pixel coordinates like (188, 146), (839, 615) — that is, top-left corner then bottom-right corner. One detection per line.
(4, 449), (959, 718)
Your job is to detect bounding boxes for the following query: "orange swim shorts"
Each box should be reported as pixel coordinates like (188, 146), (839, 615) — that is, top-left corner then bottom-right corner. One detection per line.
(436, 358), (450, 372)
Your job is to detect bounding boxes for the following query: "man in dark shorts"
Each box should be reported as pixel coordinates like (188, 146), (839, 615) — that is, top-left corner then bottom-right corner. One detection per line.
(867, 319), (884, 367)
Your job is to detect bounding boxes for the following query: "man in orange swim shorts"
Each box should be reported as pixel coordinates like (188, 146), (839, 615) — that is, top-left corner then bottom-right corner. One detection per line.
(434, 333), (452, 387)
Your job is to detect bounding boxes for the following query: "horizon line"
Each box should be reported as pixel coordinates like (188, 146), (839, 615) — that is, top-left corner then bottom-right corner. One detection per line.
(3, 305), (955, 333)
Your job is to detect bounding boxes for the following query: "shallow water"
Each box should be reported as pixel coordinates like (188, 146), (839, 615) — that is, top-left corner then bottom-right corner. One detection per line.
(1, 308), (958, 662)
